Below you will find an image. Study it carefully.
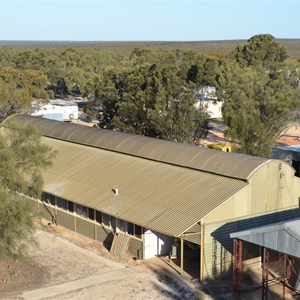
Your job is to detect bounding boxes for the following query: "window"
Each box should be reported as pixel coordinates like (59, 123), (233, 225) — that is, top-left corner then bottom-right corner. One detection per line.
(96, 211), (102, 224)
(88, 208), (95, 221)
(69, 202), (74, 213)
(56, 197), (62, 208)
(127, 222), (134, 235)
(75, 204), (88, 218)
(41, 192), (47, 202)
(110, 216), (116, 232)
(102, 213), (110, 227)
(127, 223), (142, 239)
(135, 225), (142, 239)
(117, 219), (127, 233)
(56, 197), (69, 211)
(42, 192), (55, 206)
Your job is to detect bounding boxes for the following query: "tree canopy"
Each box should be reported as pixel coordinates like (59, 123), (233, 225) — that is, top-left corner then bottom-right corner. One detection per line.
(0, 120), (55, 259)
(233, 34), (289, 70)
(0, 35), (299, 155)
(84, 52), (214, 143)
(0, 67), (48, 122)
(220, 35), (300, 157)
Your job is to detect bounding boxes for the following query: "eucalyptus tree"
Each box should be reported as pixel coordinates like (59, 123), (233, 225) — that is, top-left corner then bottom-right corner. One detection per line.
(233, 34), (288, 71)
(84, 51), (210, 143)
(220, 64), (300, 157)
(219, 34), (300, 157)
(148, 65), (209, 143)
(0, 120), (55, 259)
(0, 67), (48, 122)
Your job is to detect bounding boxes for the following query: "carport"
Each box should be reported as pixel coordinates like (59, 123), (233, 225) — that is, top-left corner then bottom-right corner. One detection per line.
(230, 218), (300, 299)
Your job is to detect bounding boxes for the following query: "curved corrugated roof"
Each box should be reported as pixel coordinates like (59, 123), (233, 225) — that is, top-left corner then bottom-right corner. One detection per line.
(41, 137), (247, 237)
(8, 114), (269, 181)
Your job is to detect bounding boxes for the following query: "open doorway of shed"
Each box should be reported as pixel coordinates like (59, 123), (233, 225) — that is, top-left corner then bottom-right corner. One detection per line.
(170, 240), (200, 280)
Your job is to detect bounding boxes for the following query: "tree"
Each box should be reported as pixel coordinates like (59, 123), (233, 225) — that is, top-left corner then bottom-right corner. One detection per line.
(233, 34), (288, 70)
(220, 35), (300, 157)
(0, 67), (48, 122)
(84, 67), (121, 128)
(0, 120), (55, 259)
(148, 66), (209, 143)
(220, 65), (300, 157)
(83, 49), (211, 143)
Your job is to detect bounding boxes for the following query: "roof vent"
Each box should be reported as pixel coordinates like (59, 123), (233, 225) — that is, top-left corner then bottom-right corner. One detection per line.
(113, 188), (119, 196)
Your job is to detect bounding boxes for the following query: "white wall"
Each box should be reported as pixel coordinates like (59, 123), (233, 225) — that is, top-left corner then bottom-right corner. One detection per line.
(144, 229), (173, 259)
(32, 102), (78, 121)
(195, 99), (223, 119)
(206, 101), (223, 119)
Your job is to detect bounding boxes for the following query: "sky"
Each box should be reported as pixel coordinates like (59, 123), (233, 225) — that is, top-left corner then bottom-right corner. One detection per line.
(0, 0), (299, 41)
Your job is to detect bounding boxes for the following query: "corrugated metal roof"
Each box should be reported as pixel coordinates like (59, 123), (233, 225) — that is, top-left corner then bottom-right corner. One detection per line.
(230, 218), (300, 258)
(273, 145), (300, 152)
(41, 137), (247, 237)
(9, 114), (269, 181)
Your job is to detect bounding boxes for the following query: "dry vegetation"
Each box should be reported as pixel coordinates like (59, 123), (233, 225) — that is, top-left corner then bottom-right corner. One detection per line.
(1, 39), (300, 59)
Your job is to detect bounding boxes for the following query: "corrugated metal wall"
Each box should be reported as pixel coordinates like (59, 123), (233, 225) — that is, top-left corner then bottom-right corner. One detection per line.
(38, 202), (55, 223)
(56, 210), (75, 231)
(203, 208), (300, 280)
(203, 221), (237, 279)
(35, 199), (144, 258)
(76, 218), (95, 240)
(110, 233), (131, 256)
(96, 224), (112, 244)
(128, 237), (144, 259)
(204, 161), (300, 225)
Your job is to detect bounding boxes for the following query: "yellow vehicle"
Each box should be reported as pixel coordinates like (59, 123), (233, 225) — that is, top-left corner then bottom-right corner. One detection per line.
(207, 144), (232, 152)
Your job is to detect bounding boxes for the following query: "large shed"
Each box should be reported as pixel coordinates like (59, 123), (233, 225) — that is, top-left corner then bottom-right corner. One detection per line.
(5, 115), (300, 280)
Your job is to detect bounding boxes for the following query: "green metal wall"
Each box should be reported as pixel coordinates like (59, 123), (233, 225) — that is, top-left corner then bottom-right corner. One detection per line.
(36, 199), (144, 259)
(76, 218), (95, 240)
(96, 224), (112, 244)
(128, 236), (144, 259)
(56, 210), (75, 231)
(38, 202), (55, 223)
(203, 208), (300, 280)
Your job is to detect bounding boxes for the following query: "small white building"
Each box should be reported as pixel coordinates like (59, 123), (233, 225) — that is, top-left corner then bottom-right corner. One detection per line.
(32, 101), (78, 122)
(195, 86), (223, 119)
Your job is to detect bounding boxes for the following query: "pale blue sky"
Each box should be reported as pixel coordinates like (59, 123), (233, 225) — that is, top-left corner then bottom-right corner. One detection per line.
(0, 0), (299, 41)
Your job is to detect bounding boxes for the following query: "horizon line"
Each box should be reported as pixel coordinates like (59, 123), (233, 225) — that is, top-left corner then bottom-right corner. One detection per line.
(1, 37), (300, 43)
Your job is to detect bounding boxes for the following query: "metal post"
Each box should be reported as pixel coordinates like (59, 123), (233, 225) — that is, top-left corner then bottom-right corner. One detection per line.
(262, 247), (269, 300)
(200, 221), (205, 282)
(233, 239), (242, 295)
(287, 256), (294, 280)
(180, 237), (184, 275)
(283, 254), (287, 299)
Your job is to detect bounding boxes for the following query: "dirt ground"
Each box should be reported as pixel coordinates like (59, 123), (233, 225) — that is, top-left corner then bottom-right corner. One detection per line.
(0, 222), (211, 300)
(200, 120), (300, 147)
(1, 221), (296, 300)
